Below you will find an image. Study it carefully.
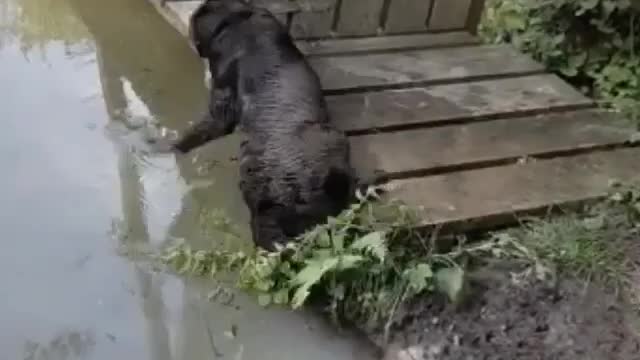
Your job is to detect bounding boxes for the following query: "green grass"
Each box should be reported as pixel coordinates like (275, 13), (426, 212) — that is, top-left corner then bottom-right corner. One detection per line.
(494, 181), (640, 294)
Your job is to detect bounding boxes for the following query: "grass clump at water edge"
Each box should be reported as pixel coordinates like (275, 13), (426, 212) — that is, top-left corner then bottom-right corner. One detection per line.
(160, 187), (540, 332)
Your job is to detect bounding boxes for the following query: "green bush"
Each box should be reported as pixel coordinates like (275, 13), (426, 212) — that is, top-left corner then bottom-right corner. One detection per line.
(480, 0), (640, 126)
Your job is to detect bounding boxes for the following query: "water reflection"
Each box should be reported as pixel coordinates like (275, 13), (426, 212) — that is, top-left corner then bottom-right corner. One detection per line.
(0, 0), (374, 358)
(0, 0), (91, 56)
(69, 0), (252, 249)
(23, 330), (96, 360)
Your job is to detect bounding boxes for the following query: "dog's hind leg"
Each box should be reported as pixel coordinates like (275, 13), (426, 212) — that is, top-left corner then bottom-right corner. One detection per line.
(252, 209), (290, 252)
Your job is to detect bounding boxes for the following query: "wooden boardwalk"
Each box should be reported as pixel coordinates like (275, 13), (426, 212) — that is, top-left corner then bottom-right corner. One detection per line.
(147, 0), (640, 232)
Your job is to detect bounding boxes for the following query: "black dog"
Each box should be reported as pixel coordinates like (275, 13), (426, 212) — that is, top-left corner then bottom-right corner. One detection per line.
(165, 0), (355, 250)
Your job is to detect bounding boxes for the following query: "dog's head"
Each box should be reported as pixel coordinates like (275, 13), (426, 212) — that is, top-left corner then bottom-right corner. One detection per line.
(188, 0), (254, 57)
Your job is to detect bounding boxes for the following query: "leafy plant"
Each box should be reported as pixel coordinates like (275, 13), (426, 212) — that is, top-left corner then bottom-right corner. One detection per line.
(162, 180), (640, 331)
(480, 0), (640, 127)
(161, 187), (535, 330)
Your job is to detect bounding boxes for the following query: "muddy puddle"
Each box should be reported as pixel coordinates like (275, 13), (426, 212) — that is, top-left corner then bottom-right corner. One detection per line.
(0, 0), (375, 359)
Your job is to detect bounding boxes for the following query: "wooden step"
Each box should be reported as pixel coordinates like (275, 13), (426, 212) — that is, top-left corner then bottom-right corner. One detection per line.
(350, 109), (633, 180)
(311, 45), (545, 94)
(329, 74), (592, 134)
(381, 147), (640, 231)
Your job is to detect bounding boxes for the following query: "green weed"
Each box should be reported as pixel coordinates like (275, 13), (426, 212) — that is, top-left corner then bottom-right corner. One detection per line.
(494, 181), (640, 292)
(161, 188), (536, 331)
(162, 182), (640, 330)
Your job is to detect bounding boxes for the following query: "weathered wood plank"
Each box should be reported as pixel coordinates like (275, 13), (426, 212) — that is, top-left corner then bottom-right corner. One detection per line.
(328, 74), (592, 133)
(310, 45), (545, 93)
(334, 0), (385, 36)
(382, 147), (640, 230)
(155, 1), (482, 48)
(384, 0), (432, 34)
(168, 0), (292, 32)
(162, 0), (333, 36)
(167, 0), (333, 15)
(298, 31), (479, 56)
(350, 109), (630, 179)
(290, 0), (337, 39)
(428, 0), (472, 30)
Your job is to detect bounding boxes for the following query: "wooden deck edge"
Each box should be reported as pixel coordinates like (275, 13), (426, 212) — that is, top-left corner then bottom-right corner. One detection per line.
(380, 146), (640, 234)
(413, 196), (603, 235)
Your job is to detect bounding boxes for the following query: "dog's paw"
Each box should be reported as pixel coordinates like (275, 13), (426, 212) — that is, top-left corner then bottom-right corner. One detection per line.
(149, 139), (177, 154)
(146, 137), (177, 155)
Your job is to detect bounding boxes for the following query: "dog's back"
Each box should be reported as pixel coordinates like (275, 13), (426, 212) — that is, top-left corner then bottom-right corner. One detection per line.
(189, 0), (355, 249)
(234, 9), (355, 245)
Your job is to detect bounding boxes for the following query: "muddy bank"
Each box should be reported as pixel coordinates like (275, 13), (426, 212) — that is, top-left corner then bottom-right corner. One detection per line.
(366, 261), (640, 360)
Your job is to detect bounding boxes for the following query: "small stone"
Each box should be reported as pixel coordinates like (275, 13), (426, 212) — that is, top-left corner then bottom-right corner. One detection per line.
(453, 334), (461, 347)
(105, 333), (117, 342)
(224, 324), (238, 339)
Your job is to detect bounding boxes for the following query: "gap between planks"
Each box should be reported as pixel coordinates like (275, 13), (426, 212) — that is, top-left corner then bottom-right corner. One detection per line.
(328, 74), (594, 134)
(312, 45), (546, 94)
(350, 109), (636, 181)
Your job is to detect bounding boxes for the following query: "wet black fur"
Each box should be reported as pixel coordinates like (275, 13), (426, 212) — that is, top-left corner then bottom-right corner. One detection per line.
(172, 0), (356, 250)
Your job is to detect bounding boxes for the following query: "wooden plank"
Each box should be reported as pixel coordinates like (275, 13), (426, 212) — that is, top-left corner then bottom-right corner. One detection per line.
(428, 0), (472, 30)
(350, 109), (630, 179)
(298, 31), (479, 56)
(334, 0), (385, 36)
(382, 147), (640, 230)
(327, 74), (592, 133)
(310, 45), (545, 93)
(290, 0), (337, 39)
(251, 0), (320, 13)
(384, 0), (432, 34)
(161, 0), (332, 37)
(167, 0), (332, 14)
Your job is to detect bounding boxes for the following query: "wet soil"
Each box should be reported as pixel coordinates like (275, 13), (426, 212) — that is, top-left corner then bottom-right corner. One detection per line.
(375, 263), (640, 360)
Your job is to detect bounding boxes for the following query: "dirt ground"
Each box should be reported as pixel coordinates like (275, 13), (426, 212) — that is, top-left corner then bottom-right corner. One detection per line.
(372, 263), (640, 360)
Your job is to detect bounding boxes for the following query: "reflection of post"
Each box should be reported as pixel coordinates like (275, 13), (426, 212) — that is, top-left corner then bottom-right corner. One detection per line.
(96, 45), (173, 360)
(68, 0), (249, 232)
(176, 280), (223, 359)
